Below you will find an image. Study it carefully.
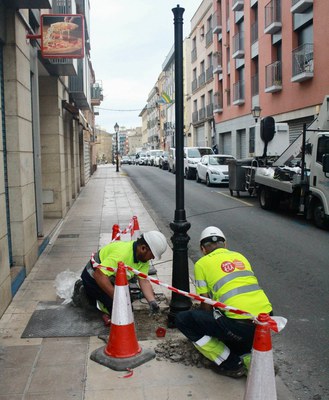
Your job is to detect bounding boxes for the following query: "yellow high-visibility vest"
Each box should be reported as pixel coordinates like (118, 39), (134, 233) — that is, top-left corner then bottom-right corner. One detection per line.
(195, 248), (272, 318)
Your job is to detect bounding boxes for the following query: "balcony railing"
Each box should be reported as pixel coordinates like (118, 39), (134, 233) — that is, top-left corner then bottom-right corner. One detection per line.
(206, 65), (214, 82)
(265, 60), (282, 92)
(212, 12), (222, 34)
(199, 107), (206, 121)
(232, 32), (244, 59)
(206, 103), (214, 118)
(214, 92), (223, 113)
(251, 73), (259, 96)
(69, 58), (90, 109)
(232, 80), (245, 105)
(192, 110), (199, 123)
(291, 43), (314, 82)
(192, 78), (198, 92)
(191, 48), (197, 63)
(291, 0), (313, 13)
(206, 29), (213, 47)
(251, 21), (258, 44)
(213, 52), (223, 74)
(264, 0), (282, 34)
(198, 72), (206, 87)
(91, 82), (103, 106)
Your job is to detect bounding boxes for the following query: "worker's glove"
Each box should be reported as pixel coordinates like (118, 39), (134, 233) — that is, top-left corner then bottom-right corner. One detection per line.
(149, 300), (160, 315)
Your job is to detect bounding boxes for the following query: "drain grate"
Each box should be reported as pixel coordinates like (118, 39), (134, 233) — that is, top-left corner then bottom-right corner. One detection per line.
(58, 234), (80, 238)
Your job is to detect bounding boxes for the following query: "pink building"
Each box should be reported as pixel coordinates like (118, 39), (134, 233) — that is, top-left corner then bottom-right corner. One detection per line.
(210, 0), (328, 157)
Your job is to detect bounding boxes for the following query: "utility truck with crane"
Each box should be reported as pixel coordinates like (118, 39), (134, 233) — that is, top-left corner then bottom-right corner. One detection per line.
(231, 96), (329, 229)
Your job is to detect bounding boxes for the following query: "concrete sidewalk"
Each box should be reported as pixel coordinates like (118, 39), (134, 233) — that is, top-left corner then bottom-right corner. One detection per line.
(0, 165), (295, 399)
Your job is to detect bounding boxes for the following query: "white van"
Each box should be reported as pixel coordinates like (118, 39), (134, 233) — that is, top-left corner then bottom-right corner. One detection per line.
(184, 147), (214, 179)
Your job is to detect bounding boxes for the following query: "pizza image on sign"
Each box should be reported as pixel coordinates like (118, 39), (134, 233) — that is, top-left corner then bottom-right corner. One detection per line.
(41, 14), (84, 59)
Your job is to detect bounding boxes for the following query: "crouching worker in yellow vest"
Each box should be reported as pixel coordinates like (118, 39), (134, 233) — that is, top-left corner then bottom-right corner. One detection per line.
(175, 226), (273, 378)
(72, 231), (167, 321)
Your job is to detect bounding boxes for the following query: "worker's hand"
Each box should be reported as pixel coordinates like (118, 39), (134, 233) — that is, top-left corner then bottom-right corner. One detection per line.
(148, 300), (160, 315)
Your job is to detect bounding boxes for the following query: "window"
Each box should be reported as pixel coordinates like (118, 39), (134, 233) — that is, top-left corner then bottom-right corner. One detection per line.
(316, 137), (329, 165)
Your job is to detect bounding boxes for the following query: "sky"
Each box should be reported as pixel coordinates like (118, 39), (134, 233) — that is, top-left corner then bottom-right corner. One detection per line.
(89, 0), (202, 132)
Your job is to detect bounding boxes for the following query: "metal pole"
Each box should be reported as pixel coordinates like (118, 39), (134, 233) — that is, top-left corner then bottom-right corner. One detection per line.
(114, 123), (119, 172)
(168, 5), (192, 328)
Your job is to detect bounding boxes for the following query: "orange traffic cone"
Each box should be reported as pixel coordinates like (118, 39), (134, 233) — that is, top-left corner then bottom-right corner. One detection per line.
(90, 262), (155, 370)
(243, 313), (277, 400)
(131, 215), (141, 240)
(112, 224), (121, 241)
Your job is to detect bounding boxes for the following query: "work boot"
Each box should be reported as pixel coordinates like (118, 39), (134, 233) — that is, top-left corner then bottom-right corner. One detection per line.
(71, 279), (83, 307)
(212, 353), (246, 379)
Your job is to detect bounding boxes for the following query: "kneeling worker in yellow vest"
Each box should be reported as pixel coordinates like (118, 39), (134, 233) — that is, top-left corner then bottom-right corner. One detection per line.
(175, 226), (273, 378)
(74, 231), (167, 319)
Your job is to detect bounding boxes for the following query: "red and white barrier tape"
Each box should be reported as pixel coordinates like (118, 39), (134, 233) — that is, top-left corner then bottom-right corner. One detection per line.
(90, 254), (287, 332)
(111, 218), (134, 242)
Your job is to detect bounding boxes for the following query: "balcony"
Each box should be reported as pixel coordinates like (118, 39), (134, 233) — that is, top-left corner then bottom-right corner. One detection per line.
(206, 29), (213, 47)
(206, 103), (214, 118)
(76, 0), (90, 51)
(69, 58), (91, 109)
(5, 0), (52, 7)
(212, 12), (222, 34)
(199, 107), (206, 121)
(291, 0), (313, 13)
(191, 48), (197, 63)
(213, 52), (223, 74)
(91, 82), (103, 106)
(291, 43), (314, 82)
(206, 65), (214, 82)
(265, 60), (282, 93)
(192, 78), (198, 92)
(214, 92), (223, 113)
(232, 32), (244, 59)
(198, 72), (206, 87)
(232, 80), (245, 105)
(264, 0), (282, 34)
(251, 73), (259, 96)
(39, 55), (78, 76)
(192, 110), (199, 123)
(232, 0), (244, 12)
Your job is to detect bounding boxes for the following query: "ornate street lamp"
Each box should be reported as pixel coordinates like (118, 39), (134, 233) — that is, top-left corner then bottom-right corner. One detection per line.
(251, 105), (262, 123)
(114, 123), (119, 172)
(168, 5), (192, 328)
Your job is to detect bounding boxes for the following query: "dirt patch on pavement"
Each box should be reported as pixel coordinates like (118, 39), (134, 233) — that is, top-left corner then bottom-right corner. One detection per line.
(133, 308), (212, 369)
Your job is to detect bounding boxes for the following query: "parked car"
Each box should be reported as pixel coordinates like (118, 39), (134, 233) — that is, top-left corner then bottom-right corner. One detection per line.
(153, 150), (164, 167)
(120, 155), (131, 165)
(136, 151), (148, 165)
(168, 148), (176, 173)
(159, 151), (169, 170)
(196, 154), (235, 186)
(184, 147), (214, 179)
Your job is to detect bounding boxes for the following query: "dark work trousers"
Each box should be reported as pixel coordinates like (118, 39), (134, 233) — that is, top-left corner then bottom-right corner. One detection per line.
(175, 309), (256, 356)
(81, 260), (114, 314)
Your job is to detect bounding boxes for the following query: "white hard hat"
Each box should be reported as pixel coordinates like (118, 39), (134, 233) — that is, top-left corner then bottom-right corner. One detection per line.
(143, 231), (167, 260)
(200, 226), (226, 245)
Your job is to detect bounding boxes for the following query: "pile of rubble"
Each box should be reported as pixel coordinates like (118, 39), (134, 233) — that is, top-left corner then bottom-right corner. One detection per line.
(154, 338), (212, 369)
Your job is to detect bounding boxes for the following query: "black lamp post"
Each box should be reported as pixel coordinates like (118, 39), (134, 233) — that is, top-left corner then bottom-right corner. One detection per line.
(168, 5), (192, 328)
(251, 105), (262, 123)
(114, 123), (119, 172)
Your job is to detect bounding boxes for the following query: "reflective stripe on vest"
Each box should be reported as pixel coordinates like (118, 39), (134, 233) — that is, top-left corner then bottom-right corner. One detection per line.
(213, 270), (255, 292)
(219, 284), (261, 303)
(195, 279), (207, 288)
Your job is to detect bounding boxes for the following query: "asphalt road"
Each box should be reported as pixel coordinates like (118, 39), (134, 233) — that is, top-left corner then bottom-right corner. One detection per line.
(123, 164), (329, 400)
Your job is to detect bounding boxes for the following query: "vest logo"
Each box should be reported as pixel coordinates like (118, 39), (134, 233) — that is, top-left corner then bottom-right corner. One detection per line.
(221, 261), (235, 273)
(221, 259), (246, 273)
(233, 259), (245, 270)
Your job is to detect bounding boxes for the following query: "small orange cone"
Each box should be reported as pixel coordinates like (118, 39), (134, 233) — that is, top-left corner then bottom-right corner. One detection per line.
(243, 313), (277, 400)
(131, 216), (141, 240)
(112, 224), (121, 241)
(90, 262), (155, 370)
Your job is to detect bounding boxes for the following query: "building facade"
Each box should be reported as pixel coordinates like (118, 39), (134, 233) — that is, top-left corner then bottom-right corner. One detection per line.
(212, 0), (328, 158)
(0, 0), (101, 316)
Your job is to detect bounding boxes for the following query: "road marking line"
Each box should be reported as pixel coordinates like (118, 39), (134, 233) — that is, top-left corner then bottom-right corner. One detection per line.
(214, 191), (254, 207)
